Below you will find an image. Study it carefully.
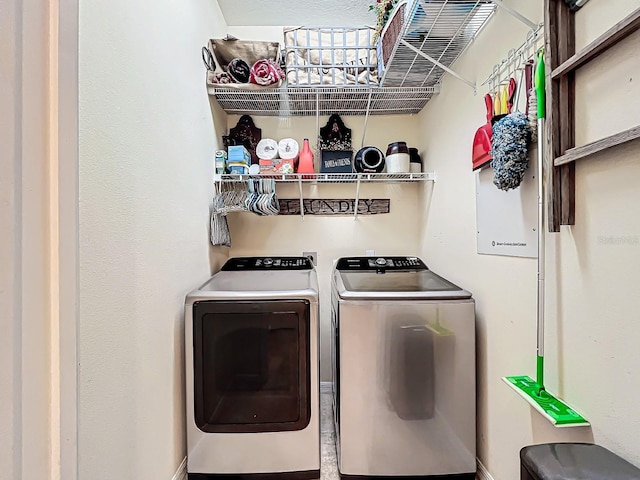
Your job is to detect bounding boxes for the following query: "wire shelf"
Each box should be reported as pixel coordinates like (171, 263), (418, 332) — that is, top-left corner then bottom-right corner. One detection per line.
(208, 85), (439, 116)
(207, 0), (496, 116)
(380, 0), (496, 87)
(214, 172), (436, 183)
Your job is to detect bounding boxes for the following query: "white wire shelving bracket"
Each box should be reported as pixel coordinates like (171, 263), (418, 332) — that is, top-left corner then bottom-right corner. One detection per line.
(491, 0), (540, 30)
(298, 178), (305, 220)
(399, 39), (476, 93)
(354, 177), (362, 220)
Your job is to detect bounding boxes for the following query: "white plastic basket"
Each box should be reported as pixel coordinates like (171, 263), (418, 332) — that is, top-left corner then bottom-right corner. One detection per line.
(284, 26), (379, 87)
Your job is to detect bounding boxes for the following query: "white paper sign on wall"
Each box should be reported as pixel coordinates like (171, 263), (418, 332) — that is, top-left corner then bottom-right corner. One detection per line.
(475, 150), (537, 258)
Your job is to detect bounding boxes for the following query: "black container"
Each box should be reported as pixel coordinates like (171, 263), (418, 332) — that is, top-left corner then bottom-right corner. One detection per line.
(354, 146), (385, 173)
(386, 141), (409, 156)
(521, 443), (640, 480)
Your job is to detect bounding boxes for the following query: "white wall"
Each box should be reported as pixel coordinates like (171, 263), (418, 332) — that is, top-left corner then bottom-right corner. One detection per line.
(224, 115), (426, 381)
(417, 1), (640, 479)
(79, 1), (228, 478)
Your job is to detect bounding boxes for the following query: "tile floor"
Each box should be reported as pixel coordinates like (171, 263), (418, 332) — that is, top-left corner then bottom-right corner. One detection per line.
(320, 393), (339, 480)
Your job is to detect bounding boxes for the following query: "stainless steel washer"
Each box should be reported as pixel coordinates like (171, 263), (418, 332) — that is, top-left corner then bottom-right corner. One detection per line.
(185, 257), (320, 479)
(331, 256), (476, 479)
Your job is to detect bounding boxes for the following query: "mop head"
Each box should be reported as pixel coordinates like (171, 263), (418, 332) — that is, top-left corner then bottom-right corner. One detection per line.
(490, 112), (531, 191)
(503, 375), (590, 427)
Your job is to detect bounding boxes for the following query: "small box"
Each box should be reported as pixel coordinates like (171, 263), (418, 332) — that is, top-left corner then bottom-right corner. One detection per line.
(215, 150), (227, 174)
(320, 150), (353, 173)
(227, 163), (249, 175)
(259, 158), (295, 174)
(227, 145), (251, 164)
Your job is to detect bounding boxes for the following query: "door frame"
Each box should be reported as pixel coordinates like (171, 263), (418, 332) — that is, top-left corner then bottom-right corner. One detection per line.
(0, 0), (79, 478)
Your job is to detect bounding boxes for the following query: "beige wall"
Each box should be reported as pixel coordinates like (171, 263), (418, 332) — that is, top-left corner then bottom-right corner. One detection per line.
(225, 115), (426, 381)
(70, 1), (640, 479)
(418, 1), (640, 479)
(78, 0), (228, 478)
(547, 0), (640, 468)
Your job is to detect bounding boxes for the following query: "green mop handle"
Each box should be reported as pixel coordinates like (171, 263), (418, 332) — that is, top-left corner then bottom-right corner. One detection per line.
(536, 50), (546, 120)
(535, 50), (546, 391)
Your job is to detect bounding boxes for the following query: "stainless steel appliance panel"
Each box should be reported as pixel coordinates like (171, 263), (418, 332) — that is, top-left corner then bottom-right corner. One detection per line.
(335, 299), (475, 476)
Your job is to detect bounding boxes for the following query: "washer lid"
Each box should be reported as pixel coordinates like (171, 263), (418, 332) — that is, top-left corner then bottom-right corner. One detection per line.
(185, 268), (319, 305)
(334, 269), (471, 300)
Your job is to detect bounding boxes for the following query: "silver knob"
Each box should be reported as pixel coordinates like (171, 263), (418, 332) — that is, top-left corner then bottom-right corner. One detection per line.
(375, 257), (387, 266)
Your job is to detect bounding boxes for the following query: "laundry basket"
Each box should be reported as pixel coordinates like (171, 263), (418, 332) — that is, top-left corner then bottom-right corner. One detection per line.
(284, 26), (379, 87)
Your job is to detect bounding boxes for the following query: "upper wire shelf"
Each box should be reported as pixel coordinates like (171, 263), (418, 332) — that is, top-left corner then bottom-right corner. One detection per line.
(207, 0), (499, 116)
(214, 172), (436, 183)
(379, 0), (496, 88)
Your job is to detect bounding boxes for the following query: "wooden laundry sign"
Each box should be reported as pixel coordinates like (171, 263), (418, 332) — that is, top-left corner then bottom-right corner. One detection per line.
(278, 199), (390, 216)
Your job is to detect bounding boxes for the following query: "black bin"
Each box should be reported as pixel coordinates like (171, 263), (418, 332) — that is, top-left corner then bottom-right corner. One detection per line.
(521, 443), (640, 480)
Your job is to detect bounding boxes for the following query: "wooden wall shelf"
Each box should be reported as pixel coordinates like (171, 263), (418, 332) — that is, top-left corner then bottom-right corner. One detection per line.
(554, 125), (640, 166)
(551, 7), (640, 80)
(545, 2), (639, 231)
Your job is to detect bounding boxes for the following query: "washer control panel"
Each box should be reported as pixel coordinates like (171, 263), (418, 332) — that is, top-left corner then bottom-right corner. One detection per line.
(222, 256), (314, 271)
(336, 256), (427, 271)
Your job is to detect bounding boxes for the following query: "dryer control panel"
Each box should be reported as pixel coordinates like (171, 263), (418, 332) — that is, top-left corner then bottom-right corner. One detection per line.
(336, 256), (427, 271)
(222, 256), (314, 271)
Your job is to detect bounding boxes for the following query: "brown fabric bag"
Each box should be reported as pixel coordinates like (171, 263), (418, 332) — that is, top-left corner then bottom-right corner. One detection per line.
(209, 39), (280, 72)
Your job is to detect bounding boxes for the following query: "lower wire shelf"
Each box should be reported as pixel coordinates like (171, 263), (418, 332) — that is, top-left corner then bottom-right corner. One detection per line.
(214, 172), (436, 184)
(213, 172), (435, 220)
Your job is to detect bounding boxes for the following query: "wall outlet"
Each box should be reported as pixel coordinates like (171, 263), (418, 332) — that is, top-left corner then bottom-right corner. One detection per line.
(366, 250), (375, 257)
(303, 251), (317, 266)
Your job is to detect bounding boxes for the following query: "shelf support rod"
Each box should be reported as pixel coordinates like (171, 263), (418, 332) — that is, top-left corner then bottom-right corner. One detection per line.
(298, 176), (304, 220)
(315, 92), (320, 149)
(399, 40), (476, 92)
(354, 176), (362, 221)
(491, 0), (539, 30)
(361, 90), (373, 149)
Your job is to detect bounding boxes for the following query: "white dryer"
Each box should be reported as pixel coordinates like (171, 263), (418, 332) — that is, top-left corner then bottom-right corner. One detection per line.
(185, 256), (320, 479)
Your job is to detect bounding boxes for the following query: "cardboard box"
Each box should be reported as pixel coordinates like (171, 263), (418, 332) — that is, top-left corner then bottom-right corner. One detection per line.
(320, 150), (353, 173)
(259, 158), (296, 174)
(227, 145), (251, 164)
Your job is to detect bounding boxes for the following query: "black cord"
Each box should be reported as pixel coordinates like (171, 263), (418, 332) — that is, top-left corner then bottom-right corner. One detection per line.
(202, 46), (215, 71)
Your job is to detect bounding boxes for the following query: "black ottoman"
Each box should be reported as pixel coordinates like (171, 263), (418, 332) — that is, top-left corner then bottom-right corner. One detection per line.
(521, 443), (640, 480)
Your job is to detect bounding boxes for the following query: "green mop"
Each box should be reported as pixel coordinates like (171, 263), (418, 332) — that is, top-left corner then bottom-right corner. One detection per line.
(502, 51), (589, 427)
